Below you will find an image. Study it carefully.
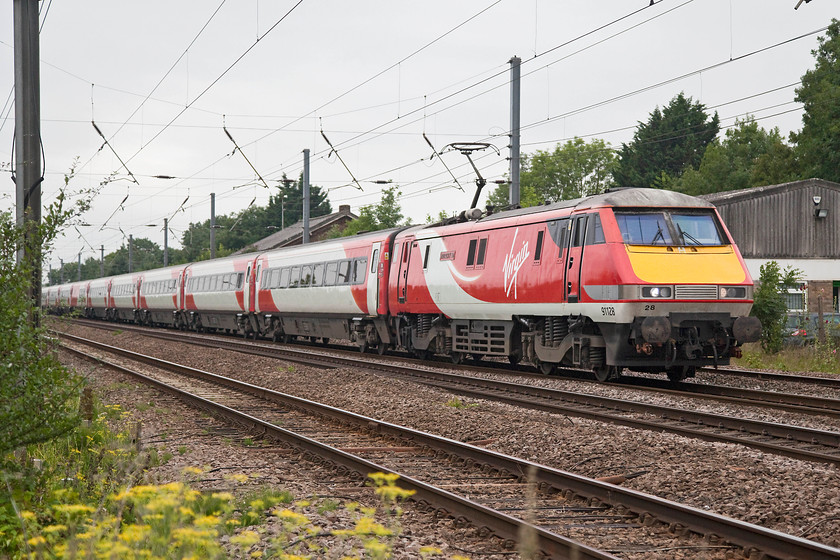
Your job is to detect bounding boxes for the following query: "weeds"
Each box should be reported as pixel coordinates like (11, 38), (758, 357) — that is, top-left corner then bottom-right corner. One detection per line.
(2, 394), (471, 559)
(445, 397), (478, 410)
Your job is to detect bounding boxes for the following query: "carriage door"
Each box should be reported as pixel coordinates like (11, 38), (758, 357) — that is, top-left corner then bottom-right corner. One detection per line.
(566, 215), (588, 303)
(244, 263), (253, 312)
(396, 237), (414, 304)
(366, 242), (381, 316)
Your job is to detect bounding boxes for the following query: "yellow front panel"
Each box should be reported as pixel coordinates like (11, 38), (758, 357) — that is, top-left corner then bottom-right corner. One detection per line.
(626, 245), (746, 284)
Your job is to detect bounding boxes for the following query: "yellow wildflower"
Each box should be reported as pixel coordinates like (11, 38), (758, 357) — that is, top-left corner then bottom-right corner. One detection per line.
(119, 524), (150, 543)
(276, 509), (309, 526)
(182, 466), (204, 475)
(419, 546), (443, 556)
(26, 536), (46, 547)
(42, 524), (67, 534)
(194, 515), (220, 528)
(354, 517), (393, 537)
(19, 511), (36, 521)
(230, 530), (260, 547)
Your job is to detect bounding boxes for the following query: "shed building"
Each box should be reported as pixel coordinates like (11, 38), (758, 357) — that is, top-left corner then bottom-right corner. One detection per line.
(701, 178), (840, 313)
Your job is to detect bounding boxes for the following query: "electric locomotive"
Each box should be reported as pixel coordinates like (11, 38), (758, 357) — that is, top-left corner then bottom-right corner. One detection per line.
(386, 188), (760, 381)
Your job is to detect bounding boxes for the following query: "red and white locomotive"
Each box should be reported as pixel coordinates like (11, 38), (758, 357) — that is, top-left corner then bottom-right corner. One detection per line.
(46, 188), (761, 381)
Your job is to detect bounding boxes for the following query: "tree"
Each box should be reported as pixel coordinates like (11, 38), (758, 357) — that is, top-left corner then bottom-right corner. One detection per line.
(791, 19), (840, 183)
(613, 93), (720, 189)
(331, 186), (405, 237)
(485, 137), (615, 209)
(522, 137), (617, 201)
(485, 183), (542, 210)
(178, 174), (332, 261)
(751, 261), (802, 354)
(1, 168), (94, 453)
(675, 117), (800, 195)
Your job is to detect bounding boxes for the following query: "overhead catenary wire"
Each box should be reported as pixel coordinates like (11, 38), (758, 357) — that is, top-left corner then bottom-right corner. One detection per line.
(109, 0), (689, 217)
(51, 3), (826, 245)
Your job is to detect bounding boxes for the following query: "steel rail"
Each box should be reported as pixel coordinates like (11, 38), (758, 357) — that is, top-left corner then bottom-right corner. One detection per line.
(698, 366), (840, 389)
(58, 332), (840, 560)
(57, 323), (840, 463)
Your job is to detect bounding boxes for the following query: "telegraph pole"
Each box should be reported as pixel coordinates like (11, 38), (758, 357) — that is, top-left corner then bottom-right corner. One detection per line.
(508, 56), (521, 207)
(14, 0), (42, 310)
(163, 218), (169, 267)
(100, 245), (104, 277)
(128, 235), (133, 273)
(77, 252), (81, 281)
(302, 149), (310, 244)
(210, 193), (216, 259)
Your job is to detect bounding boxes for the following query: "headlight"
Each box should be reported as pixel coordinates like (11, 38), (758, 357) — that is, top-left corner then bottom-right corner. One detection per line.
(642, 286), (672, 298)
(720, 286), (747, 299)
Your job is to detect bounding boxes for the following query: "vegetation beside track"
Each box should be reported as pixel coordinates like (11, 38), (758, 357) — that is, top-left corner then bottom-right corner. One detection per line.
(1, 392), (433, 559)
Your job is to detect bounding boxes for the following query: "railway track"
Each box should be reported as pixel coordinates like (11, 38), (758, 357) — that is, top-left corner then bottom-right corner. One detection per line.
(59, 332), (840, 560)
(698, 365), (840, 389)
(61, 320), (840, 464)
(67, 318), (840, 417)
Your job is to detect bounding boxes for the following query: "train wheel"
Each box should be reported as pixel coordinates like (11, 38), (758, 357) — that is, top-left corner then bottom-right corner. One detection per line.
(666, 366), (694, 383)
(414, 349), (432, 360)
(378, 343), (388, 356)
(359, 342), (369, 354)
(538, 360), (556, 375)
(508, 351), (522, 365)
(594, 365), (621, 382)
(471, 353), (483, 363)
(321, 337), (330, 345)
(451, 352), (464, 365)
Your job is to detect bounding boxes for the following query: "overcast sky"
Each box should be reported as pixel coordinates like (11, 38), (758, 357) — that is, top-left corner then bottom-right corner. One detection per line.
(0, 0), (836, 266)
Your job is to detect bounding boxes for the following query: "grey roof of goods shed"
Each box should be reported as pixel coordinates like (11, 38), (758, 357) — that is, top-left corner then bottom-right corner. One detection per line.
(232, 205), (357, 255)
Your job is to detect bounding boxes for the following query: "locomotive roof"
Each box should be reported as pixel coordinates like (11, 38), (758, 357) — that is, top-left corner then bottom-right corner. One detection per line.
(478, 188), (713, 223)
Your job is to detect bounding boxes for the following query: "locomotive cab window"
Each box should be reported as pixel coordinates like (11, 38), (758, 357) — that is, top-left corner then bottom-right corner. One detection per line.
(585, 214), (605, 245)
(466, 239), (477, 267)
(615, 210), (725, 247)
(476, 237), (488, 267)
(534, 230), (544, 263)
(423, 245), (431, 269)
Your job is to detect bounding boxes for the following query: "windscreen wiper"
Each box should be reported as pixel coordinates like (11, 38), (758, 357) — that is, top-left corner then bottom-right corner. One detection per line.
(677, 224), (701, 245)
(651, 222), (666, 245)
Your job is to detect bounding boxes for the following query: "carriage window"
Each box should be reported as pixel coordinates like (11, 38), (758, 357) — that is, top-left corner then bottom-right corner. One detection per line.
(476, 238), (487, 266)
(371, 250), (378, 272)
(534, 230), (544, 262)
(236, 273), (244, 289)
(289, 267), (301, 288)
(300, 265), (313, 287)
(586, 214), (605, 245)
(325, 262), (338, 285)
(337, 260), (351, 284)
(356, 258), (368, 283)
(279, 267), (290, 288)
(270, 268), (281, 289)
(312, 263), (324, 286)
(466, 239), (477, 267)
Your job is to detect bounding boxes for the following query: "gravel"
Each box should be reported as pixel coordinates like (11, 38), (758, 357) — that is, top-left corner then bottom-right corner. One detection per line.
(60, 323), (840, 554)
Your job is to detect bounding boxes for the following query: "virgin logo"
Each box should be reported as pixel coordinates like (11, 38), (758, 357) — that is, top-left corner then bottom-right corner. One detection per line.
(503, 228), (530, 299)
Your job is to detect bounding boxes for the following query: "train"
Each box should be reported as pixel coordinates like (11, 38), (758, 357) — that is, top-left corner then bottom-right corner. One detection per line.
(44, 188), (761, 382)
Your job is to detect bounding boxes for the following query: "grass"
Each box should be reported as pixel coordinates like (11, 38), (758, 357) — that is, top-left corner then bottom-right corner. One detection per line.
(444, 397), (479, 410)
(739, 340), (840, 374)
(1, 390), (459, 559)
